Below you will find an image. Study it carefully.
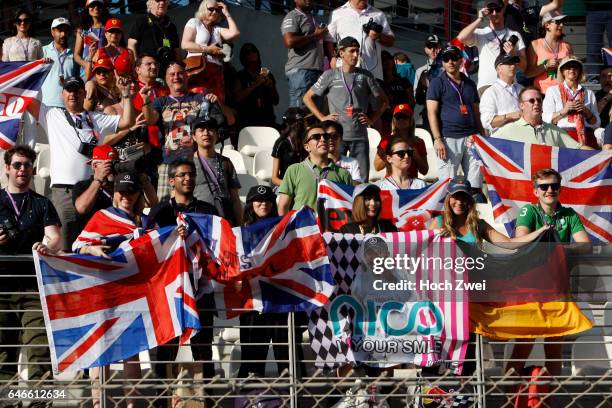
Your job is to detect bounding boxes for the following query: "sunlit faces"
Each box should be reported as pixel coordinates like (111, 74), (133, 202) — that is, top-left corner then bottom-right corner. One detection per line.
(385, 141), (413, 171)
(150, 0), (169, 17)
(192, 126), (218, 148)
(51, 25), (70, 46)
(448, 191), (472, 216)
(340, 46), (360, 67)
(5, 154), (33, 188)
(303, 127), (330, 155)
(165, 63), (187, 92)
(252, 200), (273, 219)
(363, 194), (381, 219)
(561, 62), (582, 82)
(534, 175), (561, 207)
(519, 89), (543, 116)
(113, 190), (140, 212)
(169, 164), (196, 194)
(136, 56), (159, 80)
(62, 88), (86, 111)
(323, 127), (342, 155)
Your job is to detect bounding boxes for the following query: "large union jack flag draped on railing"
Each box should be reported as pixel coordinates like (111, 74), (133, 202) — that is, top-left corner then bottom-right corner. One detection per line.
(185, 207), (334, 319)
(472, 136), (612, 243)
(34, 226), (200, 374)
(317, 179), (450, 232)
(0, 60), (51, 149)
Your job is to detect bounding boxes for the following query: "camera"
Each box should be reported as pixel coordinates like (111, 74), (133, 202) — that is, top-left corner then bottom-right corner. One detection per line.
(0, 215), (20, 242)
(156, 46), (174, 67)
(363, 18), (383, 35)
(78, 140), (97, 158)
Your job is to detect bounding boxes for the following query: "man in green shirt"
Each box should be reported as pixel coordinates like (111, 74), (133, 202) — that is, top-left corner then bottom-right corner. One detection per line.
(278, 124), (353, 213)
(493, 87), (593, 150)
(515, 168), (590, 244)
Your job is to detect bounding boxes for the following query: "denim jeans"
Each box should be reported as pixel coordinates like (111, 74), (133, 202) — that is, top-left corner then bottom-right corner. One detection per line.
(341, 139), (370, 182)
(586, 10), (612, 77)
(287, 69), (322, 108)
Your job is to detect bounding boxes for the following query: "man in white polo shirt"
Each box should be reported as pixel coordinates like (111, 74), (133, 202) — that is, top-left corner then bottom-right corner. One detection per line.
(28, 76), (137, 250)
(325, 0), (394, 80)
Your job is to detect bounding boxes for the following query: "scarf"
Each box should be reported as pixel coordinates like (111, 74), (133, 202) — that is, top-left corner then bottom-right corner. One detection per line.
(559, 81), (586, 144)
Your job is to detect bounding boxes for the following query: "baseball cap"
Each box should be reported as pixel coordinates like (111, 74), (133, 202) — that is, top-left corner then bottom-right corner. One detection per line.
(114, 172), (141, 193)
(441, 45), (462, 59)
(246, 185), (276, 203)
(63, 76), (85, 91)
(104, 18), (123, 32)
(448, 176), (472, 195)
(558, 55), (583, 70)
(393, 104), (413, 117)
(91, 57), (114, 72)
(338, 36), (360, 50)
(51, 17), (70, 29)
(425, 35), (440, 46)
(85, 0), (104, 6)
(541, 10), (566, 26)
(89, 145), (118, 162)
(495, 53), (520, 67)
(352, 183), (381, 200)
(192, 117), (219, 132)
(485, 0), (504, 9)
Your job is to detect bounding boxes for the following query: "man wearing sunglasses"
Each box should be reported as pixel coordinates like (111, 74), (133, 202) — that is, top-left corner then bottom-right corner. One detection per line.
(0, 146), (61, 397)
(493, 86), (592, 149)
(414, 35), (443, 132)
(427, 45), (485, 201)
(322, 120), (363, 184)
(278, 124), (352, 215)
(457, 0), (527, 94)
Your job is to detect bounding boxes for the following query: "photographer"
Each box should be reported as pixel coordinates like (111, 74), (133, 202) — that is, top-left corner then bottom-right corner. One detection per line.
(72, 145), (157, 232)
(325, 0), (394, 81)
(128, 0), (181, 79)
(27, 76), (137, 251)
(0, 145), (61, 392)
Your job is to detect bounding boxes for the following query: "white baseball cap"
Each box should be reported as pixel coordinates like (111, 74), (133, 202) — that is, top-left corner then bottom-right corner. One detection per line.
(51, 17), (71, 29)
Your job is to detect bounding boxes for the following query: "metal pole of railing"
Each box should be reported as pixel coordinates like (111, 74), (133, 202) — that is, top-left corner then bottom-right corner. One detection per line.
(476, 334), (486, 408)
(288, 311), (296, 408)
(100, 367), (107, 408)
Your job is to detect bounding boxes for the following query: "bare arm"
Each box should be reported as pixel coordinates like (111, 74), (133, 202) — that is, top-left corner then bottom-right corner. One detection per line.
(140, 86), (160, 125)
(218, 5), (240, 41)
(378, 33), (395, 47)
(540, 0), (563, 16)
(490, 111), (521, 129)
(303, 88), (339, 121)
(517, 49), (528, 73)
(140, 174), (158, 208)
(368, 94), (389, 125)
(116, 79), (137, 131)
(283, 25), (326, 49)
(373, 151), (386, 172)
(412, 147), (428, 175)
(181, 25), (207, 53)
(128, 38), (138, 60)
(74, 180), (104, 215)
(229, 188), (242, 226)
(456, 10), (486, 46)
(74, 31), (87, 68)
(427, 99), (448, 161)
(277, 193), (292, 216)
(42, 225), (62, 253)
(472, 103), (485, 135)
(271, 157), (283, 187)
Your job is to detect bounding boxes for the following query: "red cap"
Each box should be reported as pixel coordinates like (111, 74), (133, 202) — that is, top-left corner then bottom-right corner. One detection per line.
(92, 57), (113, 72)
(104, 18), (123, 32)
(90, 145), (118, 162)
(393, 104), (413, 116)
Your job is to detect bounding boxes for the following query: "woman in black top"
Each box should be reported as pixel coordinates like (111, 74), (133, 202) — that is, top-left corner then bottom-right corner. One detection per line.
(271, 108), (306, 187)
(340, 184), (397, 234)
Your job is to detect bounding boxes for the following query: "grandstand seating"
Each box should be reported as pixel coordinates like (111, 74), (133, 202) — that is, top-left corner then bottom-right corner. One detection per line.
(418, 148), (439, 182)
(222, 149), (249, 174)
(571, 335), (612, 375)
(237, 173), (259, 204)
(367, 127), (382, 149)
(415, 128), (434, 149)
(252, 148), (274, 184)
(368, 148), (386, 182)
(238, 127), (280, 157)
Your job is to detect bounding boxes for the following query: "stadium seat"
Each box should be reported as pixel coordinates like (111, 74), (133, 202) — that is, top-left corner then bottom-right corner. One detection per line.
(368, 148), (386, 182)
(252, 148), (274, 184)
(238, 126), (280, 157)
(604, 302), (612, 336)
(215, 138), (234, 152)
(418, 147), (439, 182)
(594, 127), (605, 148)
(571, 335), (612, 376)
(222, 149), (249, 174)
(33, 144), (51, 197)
(504, 339), (547, 368)
(237, 174), (259, 204)
(415, 128), (434, 149)
(367, 127), (382, 148)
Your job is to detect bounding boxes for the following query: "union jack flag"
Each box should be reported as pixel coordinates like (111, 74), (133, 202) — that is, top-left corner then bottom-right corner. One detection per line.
(184, 207), (334, 319)
(472, 136), (612, 242)
(317, 179), (450, 232)
(72, 207), (142, 253)
(0, 60), (51, 149)
(34, 226), (200, 374)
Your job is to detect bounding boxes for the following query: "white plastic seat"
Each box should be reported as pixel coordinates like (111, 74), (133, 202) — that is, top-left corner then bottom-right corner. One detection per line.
(238, 126), (280, 157)
(571, 335), (612, 376)
(252, 148), (274, 183)
(504, 338), (547, 369)
(368, 148), (385, 182)
(604, 302), (612, 336)
(237, 174), (259, 204)
(222, 149), (248, 174)
(418, 147), (439, 182)
(367, 127), (382, 149)
(415, 128), (434, 149)
(594, 127), (605, 148)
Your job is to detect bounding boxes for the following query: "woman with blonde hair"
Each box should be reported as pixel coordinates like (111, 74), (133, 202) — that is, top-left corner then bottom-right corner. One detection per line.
(181, 0), (240, 101)
(543, 56), (600, 148)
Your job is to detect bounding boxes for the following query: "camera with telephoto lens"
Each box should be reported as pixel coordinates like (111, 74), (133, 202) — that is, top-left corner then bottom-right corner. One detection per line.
(363, 18), (383, 35)
(112, 145), (147, 174)
(78, 140), (97, 158)
(501, 35), (519, 55)
(0, 211), (21, 243)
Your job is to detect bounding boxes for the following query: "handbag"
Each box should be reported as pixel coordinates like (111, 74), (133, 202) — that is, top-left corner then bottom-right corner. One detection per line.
(184, 54), (206, 77)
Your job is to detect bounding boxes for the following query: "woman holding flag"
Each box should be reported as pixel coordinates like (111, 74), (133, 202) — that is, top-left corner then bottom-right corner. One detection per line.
(339, 184), (397, 235)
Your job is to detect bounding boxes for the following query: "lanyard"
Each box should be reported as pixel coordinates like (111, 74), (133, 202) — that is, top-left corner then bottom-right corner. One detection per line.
(18, 38), (30, 59)
(63, 109), (99, 142)
(54, 44), (68, 78)
(4, 189), (27, 218)
(303, 159), (331, 185)
(543, 38), (559, 60)
(563, 82), (582, 101)
(446, 74), (465, 105)
(490, 28), (508, 50)
(294, 8), (316, 33)
(196, 152), (222, 195)
(340, 70), (357, 106)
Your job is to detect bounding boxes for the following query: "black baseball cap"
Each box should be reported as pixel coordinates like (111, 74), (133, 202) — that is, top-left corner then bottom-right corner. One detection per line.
(63, 77), (85, 91)
(485, 0), (504, 8)
(192, 117), (219, 132)
(495, 53), (520, 67)
(338, 36), (360, 50)
(425, 35), (441, 46)
(441, 45), (462, 59)
(447, 176), (472, 195)
(246, 185), (276, 203)
(114, 171), (141, 193)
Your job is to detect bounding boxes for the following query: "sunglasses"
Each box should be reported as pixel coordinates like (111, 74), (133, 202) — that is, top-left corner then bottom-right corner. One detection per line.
(549, 19), (564, 25)
(307, 133), (331, 142)
(536, 182), (561, 191)
(487, 6), (502, 13)
(11, 161), (33, 170)
(425, 43), (439, 49)
(443, 55), (461, 62)
(522, 97), (543, 104)
(88, 3), (104, 9)
(174, 171), (196, 178)
(16, 18), (32, 24)
(95, 68), (111, 75)
(325, 132), (341, 141)
(207, 7), (221, 12)
(392, 149), (414, 158)
(562, 64), (581, 71)
(394, 114), (410, 120)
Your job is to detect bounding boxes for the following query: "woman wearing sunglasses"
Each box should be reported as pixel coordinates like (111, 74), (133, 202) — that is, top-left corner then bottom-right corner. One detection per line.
(74, 0), (108, 76)
(86, 18), (135, 79)
(374, 104), (428, 178)
(181, 0), (240, 101)
(2, 9), (43, 62)
(375, 136), (427, 190)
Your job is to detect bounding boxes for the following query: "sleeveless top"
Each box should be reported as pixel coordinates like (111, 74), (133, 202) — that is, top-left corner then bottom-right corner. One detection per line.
(435, 215), (481, 244)
(98, 46), (132, 76)
(532, 38), (572, 94)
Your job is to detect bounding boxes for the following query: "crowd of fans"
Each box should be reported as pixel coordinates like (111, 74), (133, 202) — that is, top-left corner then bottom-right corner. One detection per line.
(0, 0), (611, 404)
